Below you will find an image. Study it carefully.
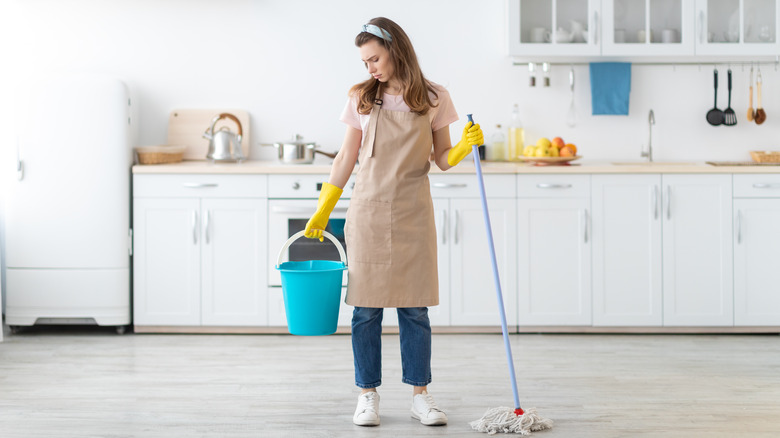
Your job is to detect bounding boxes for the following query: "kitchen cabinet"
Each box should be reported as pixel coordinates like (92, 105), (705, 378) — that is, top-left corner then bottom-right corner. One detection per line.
(601, 0), (695, 56)
(733, 174), (780, 325)
(431, 175), (517, 327)
(133, 175), (268, 328)
(662, 174), (733, 326)
(592, 175), (663, 326)
(694, 0), (780, 56)
(507, 0), (602, 57)
(517, 175), (592, 326)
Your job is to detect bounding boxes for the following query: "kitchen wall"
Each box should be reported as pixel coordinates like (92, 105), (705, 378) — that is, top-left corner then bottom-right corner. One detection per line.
(0, 0), (778, 303)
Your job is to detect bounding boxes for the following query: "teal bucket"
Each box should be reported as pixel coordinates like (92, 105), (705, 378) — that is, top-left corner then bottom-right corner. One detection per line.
(275, 230), (347, 336)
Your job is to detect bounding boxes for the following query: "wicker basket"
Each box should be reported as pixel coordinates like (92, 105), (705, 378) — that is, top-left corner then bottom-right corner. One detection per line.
(135, 146), (186, 164)
(750, 151), (780, 163)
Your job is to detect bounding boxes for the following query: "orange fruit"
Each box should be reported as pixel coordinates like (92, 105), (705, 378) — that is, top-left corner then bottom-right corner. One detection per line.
(552, 137), (565, 149)
(565, 143), (577, 155)
(560, 146), (574, 157)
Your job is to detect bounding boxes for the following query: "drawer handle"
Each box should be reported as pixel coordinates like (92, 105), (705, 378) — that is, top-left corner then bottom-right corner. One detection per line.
(204, 210), (211, 244)
(536, 183), (572, 189)
(183, 183), (219, 188)
(192, 211), (198, 244)
(752, 183), (780, 189)
(441, 210), (448, 245)
(736, 210), (742, 244)
(432, 183), (468, 189)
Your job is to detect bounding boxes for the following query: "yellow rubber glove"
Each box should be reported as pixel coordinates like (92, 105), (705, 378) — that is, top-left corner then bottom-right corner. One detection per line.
(447, 121), (484, 166)
(304, 182), (343, 242)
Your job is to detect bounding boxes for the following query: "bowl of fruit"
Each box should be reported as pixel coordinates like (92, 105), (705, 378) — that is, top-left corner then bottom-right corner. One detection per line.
(520, 137), (580, 165)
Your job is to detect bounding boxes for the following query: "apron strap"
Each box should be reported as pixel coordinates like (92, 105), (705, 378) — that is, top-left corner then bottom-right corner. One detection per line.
(365, 85), (383, 158)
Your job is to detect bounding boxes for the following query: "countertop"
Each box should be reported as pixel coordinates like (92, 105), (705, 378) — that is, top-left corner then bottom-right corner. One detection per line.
(132, 160), (780, 175)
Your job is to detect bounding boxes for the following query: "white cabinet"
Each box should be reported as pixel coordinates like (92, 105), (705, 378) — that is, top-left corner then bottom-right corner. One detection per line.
(733, 174), (780, 325)
(592, 175), (663, 326)
(431, 175), (517, 327)
(601, 0), (695, 56)
(507, 0), (602, 57)
(662, 174), (733, 326)
(517, 175), (592, 326)
(133, 175), (268, 328)
(695, 0), (780, 56)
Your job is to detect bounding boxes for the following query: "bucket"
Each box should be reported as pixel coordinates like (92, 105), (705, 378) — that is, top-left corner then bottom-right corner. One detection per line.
(275, 230), (347, 336)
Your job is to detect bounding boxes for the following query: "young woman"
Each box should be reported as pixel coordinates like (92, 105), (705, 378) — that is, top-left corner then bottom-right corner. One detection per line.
(304, 17), (483, 427)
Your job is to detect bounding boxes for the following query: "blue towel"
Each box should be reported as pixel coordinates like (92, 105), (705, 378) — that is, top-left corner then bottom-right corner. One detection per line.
(590, 62), (631, 115)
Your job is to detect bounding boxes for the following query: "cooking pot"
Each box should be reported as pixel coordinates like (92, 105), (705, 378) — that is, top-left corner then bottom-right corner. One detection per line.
(272, 134), (336, 164)
(203, 113), (245, 162)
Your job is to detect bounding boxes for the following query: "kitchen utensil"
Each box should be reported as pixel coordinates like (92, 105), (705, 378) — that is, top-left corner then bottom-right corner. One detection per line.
(566, 67), (576, 127)
(706, 69), (724, 126)
(723, 69), (737, 126)
(467, 114), (553, 435)
(203, 113), (245, 162)
(270, 134), (337, 164)
(167, 109), (250, 161)
(747, 66), (755, 122)
(755, 67), (766, 125)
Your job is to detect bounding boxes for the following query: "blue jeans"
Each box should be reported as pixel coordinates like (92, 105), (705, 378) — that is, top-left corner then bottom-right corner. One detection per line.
(351, 306), (432, 389)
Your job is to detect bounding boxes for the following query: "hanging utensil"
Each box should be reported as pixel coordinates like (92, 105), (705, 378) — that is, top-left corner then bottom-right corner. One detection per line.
(723, 69), (737, 126)
(706, 69), (724, 126)
(566, 67), (576, 127)
(747, 65), (755, 122)
(755, 67), (766, 125)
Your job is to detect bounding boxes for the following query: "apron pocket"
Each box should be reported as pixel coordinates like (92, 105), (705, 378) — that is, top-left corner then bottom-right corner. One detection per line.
(346, 199), (392, 265)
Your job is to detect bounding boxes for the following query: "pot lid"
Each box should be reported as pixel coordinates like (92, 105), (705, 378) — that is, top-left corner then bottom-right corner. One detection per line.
(276, 134), (314, 146)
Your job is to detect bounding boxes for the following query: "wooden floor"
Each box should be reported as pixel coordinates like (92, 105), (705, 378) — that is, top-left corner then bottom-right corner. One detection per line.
(1, 326), (779, 437)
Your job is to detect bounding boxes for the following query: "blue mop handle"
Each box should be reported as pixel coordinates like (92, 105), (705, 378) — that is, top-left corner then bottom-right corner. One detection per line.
(467, 114), (523, 413)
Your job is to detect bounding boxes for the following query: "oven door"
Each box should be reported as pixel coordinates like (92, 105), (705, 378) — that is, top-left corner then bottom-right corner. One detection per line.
(268, 199), (349, 287)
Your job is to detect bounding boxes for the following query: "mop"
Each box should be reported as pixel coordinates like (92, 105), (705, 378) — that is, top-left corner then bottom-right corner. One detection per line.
(466, 114), (553, 435)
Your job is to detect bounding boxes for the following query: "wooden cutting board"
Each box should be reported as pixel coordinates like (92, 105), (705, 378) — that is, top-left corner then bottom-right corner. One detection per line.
(167, 109), (251, 161)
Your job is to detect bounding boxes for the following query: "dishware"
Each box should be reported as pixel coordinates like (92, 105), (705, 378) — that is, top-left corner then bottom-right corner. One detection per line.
(662, 29), (679, 43)
(755, 67), (766, 124)
(203, 113), (245, 162)
(706, 69), (724, 126)
(531, 27), (550, 43)
(747, 66), (755, 122)
(723, 69), (737, 126)
(554, 28), (572, 43)
(518, 156), (581, 166)
(570, 20), (585, 42)
(269, 134), (337, 164)
(637, 29), (653, 43)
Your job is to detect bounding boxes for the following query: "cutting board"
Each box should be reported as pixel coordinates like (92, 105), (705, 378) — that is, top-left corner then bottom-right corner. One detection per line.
(167, 109), (251, 161)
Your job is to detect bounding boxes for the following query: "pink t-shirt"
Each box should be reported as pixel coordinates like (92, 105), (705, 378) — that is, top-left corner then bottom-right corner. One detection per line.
(339, 82), (459, 134)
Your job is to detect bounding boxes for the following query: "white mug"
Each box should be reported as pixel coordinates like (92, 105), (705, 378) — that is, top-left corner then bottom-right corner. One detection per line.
(614, 28), (626, 43)
(531, 27), (551, 43)
(662, 29), (678, 43)
(637, 29), (653, 43)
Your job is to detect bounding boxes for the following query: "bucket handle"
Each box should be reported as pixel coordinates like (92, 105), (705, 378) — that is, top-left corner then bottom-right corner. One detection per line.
(276, 230), (347, 268)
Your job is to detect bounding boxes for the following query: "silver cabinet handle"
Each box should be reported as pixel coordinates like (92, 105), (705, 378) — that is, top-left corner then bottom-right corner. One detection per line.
(204, 210), (211, 244)
(192, 211), (198, 244)
(699, 10), (705, 44)
(593, 10), (599, 45)
(183, 183), (219, 188)
(454, 210), (460, 245)
(666, 186), (671, 220)
(583, 209), (589, 243)
(753, 183), (780, 189)
(737, 210), (742, 244)
(16, 160), (24, 181)
(653, 185), (659, 220)
(441, 210), (448, 245)
(536, 183), (573, 189)
(432, 182), (468, 189)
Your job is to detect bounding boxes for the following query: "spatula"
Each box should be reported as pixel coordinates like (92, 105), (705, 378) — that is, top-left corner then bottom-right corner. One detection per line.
(747, 66), (755, 122)
(706, 69), (724, 126)
(723, 69), (737, 126)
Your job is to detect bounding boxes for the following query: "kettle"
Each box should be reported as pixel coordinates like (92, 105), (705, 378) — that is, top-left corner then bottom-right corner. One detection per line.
(203, 113), (245, 162)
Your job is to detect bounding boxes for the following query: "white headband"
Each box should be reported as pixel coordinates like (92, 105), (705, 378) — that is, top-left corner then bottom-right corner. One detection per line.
(362, 24), (392, 42)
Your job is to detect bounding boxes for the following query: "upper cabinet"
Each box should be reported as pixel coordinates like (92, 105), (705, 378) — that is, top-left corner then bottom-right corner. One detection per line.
(507, 0), (780, 59)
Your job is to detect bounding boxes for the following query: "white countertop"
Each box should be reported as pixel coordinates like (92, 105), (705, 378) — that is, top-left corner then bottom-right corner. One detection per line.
(132, 160), (780, 175)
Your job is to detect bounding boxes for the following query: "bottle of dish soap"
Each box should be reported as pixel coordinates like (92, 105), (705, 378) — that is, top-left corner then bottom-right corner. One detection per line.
(507, 104), (525, 161)
(488, 124), (506, 161)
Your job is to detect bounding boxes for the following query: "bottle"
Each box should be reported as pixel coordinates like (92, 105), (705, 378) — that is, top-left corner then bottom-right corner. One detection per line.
(507, 104), (525, 161)
(488, 124), (506, 161)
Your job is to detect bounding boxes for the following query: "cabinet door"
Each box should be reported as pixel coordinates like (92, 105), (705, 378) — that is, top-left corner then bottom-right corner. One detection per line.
(430, 198), (451, 326)
(602, 0), (695, 56)
(133, 198), (201, 325)
(662, 174), (733, 326)
(734, 199), (780, 325)
(450, 198), (518, 326)
(518, 198), (591, 326)
(201, 198), (267, 326)
(507, 0), (602, 57)
(592, 175), (663, 326)
(694, 0), (780, 56)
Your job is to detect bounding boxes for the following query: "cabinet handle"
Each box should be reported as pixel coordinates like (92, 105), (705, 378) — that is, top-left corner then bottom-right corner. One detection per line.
(270, 206), (349, 214)
(666, 186), (671, 220)
(653, 185), (659, 220)
(454, 210), (460, 245)
(536, 183), (572, 189)
(183, 183), (219, 189)
(583, 209), (589, 243)
(737, 210), (742, 244)
(204, 210), (211, 244)
(752, 183), (780, 189)
(192, 211), (198, 244)
(699, 11), (705, 44)
(441, 210), (448, 245)
(432, 182), (468, 189)
(592, 10), (599, 45)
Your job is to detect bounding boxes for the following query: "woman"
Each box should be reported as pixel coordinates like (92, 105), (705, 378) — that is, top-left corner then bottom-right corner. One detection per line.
(304, 17), (483, 427)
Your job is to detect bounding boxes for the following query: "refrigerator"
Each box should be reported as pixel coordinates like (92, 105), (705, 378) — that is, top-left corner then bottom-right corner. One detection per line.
(5, 74), (132, 330)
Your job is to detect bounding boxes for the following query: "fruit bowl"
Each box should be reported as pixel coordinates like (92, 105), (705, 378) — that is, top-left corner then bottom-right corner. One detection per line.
(519, 156), (582, 166)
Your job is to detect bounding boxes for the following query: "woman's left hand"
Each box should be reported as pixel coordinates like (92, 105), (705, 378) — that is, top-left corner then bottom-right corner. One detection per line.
(447, 122), (484, 166)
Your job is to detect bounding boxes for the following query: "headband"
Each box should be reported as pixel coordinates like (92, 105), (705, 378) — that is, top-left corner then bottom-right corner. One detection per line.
(362, 24), (392, 42)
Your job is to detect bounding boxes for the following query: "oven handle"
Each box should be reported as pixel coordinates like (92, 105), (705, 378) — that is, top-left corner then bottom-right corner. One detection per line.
(271, 206), (349, 214)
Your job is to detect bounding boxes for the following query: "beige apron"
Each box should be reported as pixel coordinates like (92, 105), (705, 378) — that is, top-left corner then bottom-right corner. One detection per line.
(344, 90), (438, 308)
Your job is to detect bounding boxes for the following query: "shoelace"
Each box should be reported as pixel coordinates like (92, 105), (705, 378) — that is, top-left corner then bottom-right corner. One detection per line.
(359, 392), (379, 413)
(418, 393), (442, 413)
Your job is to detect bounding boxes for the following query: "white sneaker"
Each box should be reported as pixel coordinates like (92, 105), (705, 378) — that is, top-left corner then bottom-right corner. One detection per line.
(411, 390), (448, 426)
(353, 391), (380, 426)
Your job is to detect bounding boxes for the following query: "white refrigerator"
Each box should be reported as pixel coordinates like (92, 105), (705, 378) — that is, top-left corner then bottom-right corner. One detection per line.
(5, 74), (132, 330)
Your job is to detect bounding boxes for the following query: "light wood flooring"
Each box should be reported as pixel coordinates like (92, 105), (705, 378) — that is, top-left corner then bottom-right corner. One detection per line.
(1, 326), (779, 437)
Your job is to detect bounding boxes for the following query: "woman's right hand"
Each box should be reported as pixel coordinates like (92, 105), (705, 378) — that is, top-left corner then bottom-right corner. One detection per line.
(447, 122), (484, 166)
(304, 182), (343, 241)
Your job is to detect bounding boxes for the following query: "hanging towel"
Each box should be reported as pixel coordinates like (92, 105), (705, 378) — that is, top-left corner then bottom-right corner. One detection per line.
(590, 62), (631, 115)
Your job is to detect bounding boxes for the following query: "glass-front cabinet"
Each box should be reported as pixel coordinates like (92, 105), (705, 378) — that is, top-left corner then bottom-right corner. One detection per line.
(508, 0), (602, 56)
(601, 0), (695, 56)
(694, 0), (779, 56)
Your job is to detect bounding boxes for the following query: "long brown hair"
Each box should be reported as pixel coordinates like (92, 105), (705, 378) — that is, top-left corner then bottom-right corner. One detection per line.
(350, 17), (438, 115)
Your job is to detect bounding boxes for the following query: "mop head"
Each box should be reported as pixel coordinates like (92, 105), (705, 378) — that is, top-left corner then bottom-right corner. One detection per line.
(470, 407), (553, 435)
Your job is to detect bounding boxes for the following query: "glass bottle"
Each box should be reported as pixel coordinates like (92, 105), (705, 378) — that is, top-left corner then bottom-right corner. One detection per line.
(507, 104), (525, 161)
(488, 124), (506, 161)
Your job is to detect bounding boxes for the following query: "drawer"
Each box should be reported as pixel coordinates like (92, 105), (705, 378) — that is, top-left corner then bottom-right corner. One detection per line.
(429, 174), (515, 198)
(268, 174), (357, 199)
(133, 174), (267, 198)
(517, 174), (590, 198)
(734, 174), (780, 198)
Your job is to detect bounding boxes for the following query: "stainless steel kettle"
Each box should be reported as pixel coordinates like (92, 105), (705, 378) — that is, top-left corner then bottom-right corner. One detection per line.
(203, 113), (245, 162)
